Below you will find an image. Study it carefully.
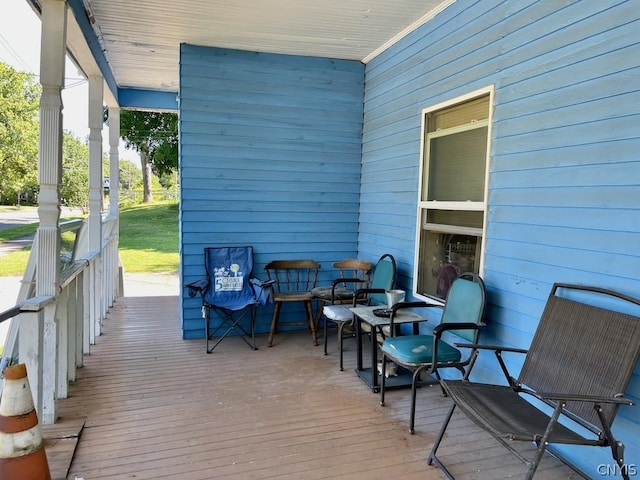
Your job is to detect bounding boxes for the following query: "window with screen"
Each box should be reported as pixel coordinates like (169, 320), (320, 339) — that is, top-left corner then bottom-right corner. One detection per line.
(414, 89), (492, 300)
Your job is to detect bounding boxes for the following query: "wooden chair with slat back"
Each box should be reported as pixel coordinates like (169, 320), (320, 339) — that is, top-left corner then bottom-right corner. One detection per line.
(265, 259), (321, 347)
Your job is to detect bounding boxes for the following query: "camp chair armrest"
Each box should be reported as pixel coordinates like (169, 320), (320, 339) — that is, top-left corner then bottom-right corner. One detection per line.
(531, 391), (635, 406)
(185, 279), (208, 297)
(250, 278), (275, 305)
(250, 278), (274, 287)
(433, 322), (483, 337)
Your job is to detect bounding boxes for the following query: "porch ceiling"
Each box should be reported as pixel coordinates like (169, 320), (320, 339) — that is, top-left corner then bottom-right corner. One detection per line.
(71, 0), (453, 92)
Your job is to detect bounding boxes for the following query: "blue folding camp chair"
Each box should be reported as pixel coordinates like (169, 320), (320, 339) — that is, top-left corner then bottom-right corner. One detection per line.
(186, 246), (273, 353)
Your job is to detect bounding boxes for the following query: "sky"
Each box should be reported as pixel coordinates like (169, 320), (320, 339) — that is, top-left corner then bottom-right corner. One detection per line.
(0, 0), (140, 164)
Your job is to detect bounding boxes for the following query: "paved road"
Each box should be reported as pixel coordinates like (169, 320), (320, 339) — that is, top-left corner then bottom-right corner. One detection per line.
(0, 207), (84, 229)
(0, 207), (39, 229)
(0, 208), (38, 256)
(0, 207), (84, 255)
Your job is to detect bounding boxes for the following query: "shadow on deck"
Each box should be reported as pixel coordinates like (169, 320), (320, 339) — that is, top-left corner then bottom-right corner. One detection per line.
(45, 274), (583, 479)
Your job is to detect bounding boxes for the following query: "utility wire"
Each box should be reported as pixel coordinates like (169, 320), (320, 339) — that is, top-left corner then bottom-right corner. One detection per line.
(0, 32), (88, 88)
(0, 32), (34, 72)
(65, 78), (87, 89)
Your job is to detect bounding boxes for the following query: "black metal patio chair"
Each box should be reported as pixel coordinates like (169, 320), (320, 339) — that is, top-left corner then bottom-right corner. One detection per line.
(428, 283), (640, 480)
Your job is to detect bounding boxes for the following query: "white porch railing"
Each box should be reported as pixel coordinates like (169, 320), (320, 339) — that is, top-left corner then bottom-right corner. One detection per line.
(0, 215), (122, 425)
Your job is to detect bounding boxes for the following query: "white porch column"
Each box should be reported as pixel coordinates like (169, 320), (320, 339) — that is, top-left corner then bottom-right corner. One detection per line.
(107, 107), (121, 303)
(88, 75), (104, 334)
(108, 107), (120, 216)
(33, 0), (67, 425)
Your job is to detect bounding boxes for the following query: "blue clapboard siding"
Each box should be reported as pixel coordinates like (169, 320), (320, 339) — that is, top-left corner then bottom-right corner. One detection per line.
(361, 0), (639, 474)
(179, 45), (365, 338)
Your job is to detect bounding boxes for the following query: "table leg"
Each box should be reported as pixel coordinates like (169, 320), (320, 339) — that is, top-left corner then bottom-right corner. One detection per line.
(355, 315), (363, 371)
(370, 326), (379, 390)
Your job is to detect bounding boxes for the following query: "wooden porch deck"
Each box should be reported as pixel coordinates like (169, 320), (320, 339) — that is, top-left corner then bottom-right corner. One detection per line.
(46, 286), (584, 479)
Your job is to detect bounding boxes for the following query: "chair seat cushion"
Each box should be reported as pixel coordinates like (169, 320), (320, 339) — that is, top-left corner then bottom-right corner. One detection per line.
(274, 291), (313, 302)
(381, 335), (461, 366)
(323, 305), (353, 322)
(311, 286), (352, 301)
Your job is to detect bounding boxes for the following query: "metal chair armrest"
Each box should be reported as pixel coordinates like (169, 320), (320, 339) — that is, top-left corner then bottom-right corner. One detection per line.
(354, 286), (385, 296)
(433, 322), (483, 337)
(453, 343), (529, 355)
(391, 301), (435, 312)
(386, 302), (436, 330)
(532, 391), (635, 406)
(449, 343), (528, 387)
(329, 277), (369, 302)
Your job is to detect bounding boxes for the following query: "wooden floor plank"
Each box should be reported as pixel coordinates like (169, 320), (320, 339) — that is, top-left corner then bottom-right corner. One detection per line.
(50, 291), (585, 479)
(42, 417), (85, 480)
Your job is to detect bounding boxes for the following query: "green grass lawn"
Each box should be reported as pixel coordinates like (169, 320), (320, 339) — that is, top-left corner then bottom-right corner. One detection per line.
(118, 202), (179, 273)
(0, 223), (38, 243)
(0, 201), (179, 276)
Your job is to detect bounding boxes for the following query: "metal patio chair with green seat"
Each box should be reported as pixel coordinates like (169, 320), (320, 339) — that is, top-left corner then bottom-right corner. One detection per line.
(379, 272), (486, 434)
(321, 253), (397, 370)
(311, 258), (372, 331)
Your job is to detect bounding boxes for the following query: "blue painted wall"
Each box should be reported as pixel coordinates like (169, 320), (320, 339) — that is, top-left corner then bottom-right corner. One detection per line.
(179, 45), (365, 338)
(178, 1), (639, 473)
(361, 0), (639, 475)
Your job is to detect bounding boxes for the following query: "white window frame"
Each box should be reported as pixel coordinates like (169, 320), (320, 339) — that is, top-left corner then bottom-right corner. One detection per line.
(412, 86), (494, 302)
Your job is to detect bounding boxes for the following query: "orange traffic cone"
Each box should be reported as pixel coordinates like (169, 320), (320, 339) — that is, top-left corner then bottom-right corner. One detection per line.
(0, 363), (51, 480)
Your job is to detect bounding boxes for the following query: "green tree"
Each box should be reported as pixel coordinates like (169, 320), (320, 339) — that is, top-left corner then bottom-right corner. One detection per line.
(158, 170), (179, 200)
(61, 131), (90, 210)
(1, 62), (116, 210)
(118, 110), (178, 203)
(0, 62), (40, 204)
(119, 158), (142, 192)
